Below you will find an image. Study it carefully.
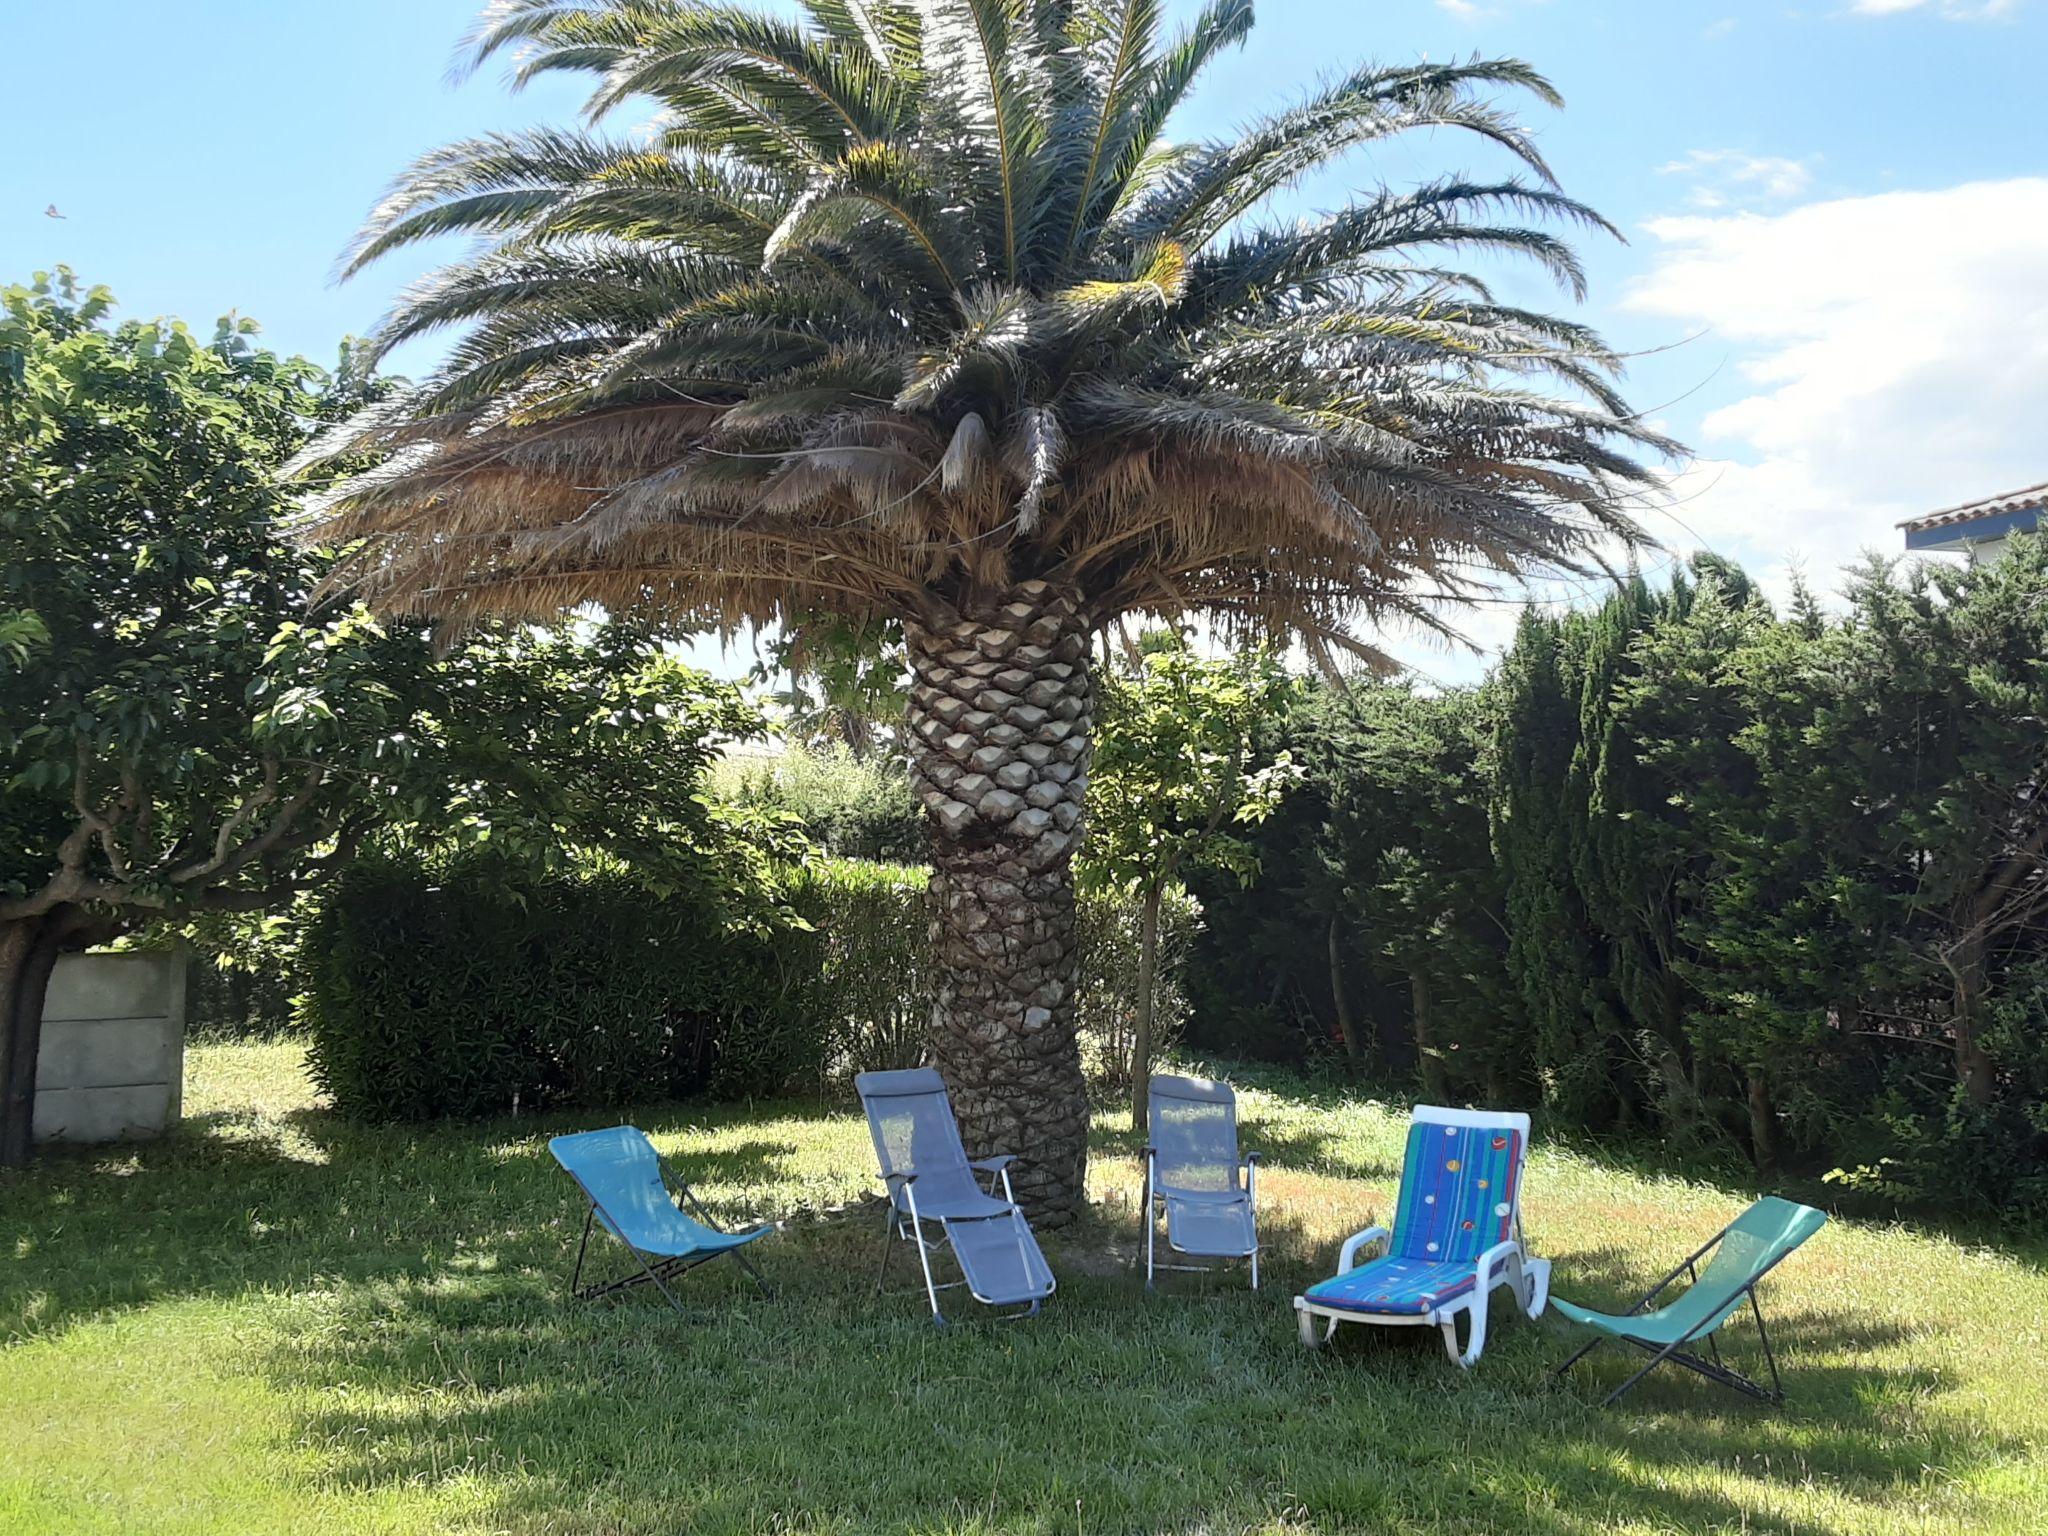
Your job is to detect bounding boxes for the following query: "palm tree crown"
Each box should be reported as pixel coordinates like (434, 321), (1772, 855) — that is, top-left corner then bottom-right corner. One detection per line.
(304, 0), (1663, 661)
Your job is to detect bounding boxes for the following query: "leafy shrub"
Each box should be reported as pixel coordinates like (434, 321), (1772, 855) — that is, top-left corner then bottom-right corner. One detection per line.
(1076, 880), (1201, 1094)
(302, 853), (790, 1119)
(778, 858), (931, 1077)
(710, 742), (923, 862)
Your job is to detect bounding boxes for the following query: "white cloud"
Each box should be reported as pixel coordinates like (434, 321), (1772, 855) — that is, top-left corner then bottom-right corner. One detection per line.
(1624, 177), (2048, 607)
(1432, 0), (1548, 19)
(1657, 149), (1816, 210)
(1847, 0), (2018, 18)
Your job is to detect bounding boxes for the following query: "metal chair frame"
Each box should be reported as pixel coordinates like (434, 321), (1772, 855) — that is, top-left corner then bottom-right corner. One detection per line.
(872, 1155), (1048, 1324)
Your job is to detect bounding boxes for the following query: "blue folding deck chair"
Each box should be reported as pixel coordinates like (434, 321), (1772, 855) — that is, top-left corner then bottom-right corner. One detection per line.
(856, 1068), (1056, 1325)
(548, 1126), (774, 1313)
(1293, 1105), (1550, 1367)
(1141, 1073), (1261, 1289)
(1551, 1195), (1827, 1407)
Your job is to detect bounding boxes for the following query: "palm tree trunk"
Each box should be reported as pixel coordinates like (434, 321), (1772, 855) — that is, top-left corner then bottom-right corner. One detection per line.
(905, 579), (1093, 1222)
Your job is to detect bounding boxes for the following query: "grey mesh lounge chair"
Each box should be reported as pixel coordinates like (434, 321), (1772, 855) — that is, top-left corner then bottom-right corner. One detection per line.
(856, 1067), (1056, 1325)
(1141, 1073), (1261, 1289)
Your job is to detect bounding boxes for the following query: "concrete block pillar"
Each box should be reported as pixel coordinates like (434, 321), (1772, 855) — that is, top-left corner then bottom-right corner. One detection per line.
(33, 950), (187, 1144)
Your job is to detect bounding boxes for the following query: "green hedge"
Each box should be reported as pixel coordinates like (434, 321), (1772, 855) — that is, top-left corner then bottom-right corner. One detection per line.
(303, 853), (1201, 1120)
(779, 858), (931, 1076)
(301, 855), (790, 1119)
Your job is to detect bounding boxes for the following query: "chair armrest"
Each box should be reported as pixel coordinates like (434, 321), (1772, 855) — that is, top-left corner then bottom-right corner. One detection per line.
(1473, 1238), (1521, 1288)
(969, 1155), (1017, 1172)
(881, 1170), (919, 1186)
(1338, 1224), (1390, 1273)
(1242, 1151), (1262, 1164)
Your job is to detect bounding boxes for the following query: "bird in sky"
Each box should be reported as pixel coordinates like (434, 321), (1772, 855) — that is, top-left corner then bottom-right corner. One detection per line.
(45, 204), (65, 219)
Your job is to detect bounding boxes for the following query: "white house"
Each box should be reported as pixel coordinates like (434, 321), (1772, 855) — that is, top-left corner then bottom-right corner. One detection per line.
(1899, 481), (2046, 565)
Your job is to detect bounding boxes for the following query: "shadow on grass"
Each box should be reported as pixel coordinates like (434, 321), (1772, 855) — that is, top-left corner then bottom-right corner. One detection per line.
(0, 1100), (798, 1345)
(241, 1199), (2015, 1536)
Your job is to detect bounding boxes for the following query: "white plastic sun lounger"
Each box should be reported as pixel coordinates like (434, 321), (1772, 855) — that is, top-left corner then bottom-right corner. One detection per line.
(1294, 1105), (1549, 1367)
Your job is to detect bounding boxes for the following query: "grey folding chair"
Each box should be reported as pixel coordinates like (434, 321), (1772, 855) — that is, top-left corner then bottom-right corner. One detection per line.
(1141, 1073), (1261, 1289)
(856, 1068), (1056, 1325)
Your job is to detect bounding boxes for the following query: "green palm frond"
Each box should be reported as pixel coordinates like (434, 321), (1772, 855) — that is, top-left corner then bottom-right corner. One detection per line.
(896, 284), (1038, 410)
(916, 0), (1054, 282)
(766, 142), (978, 292)
(586, 5), (911, 148)
(1120, 59), (1566, 251)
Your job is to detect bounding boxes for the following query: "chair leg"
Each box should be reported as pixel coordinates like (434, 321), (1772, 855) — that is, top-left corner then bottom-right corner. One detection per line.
(731, 1243), (773, 1298)
(1600, 1336), (1693, 1407)
(641, 1258), (690, 1315)
(1249, 1243), (1259, 1292)
(905, 1206), (947, 1326)
(1521, 1257), (1551, 1319)
(1749, 1290), (1786, 1402)
(1297, 1306), (1336, 1349)
(1439, 1299), (1489, 1369)
(874, 1202), (897, 1294)
(569, 1206), (596, 1298)
(1143, 1179), (1156, 1290)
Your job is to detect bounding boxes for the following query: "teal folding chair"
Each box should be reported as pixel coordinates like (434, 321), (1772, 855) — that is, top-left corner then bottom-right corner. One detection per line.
(1551, 1195), (1827, 1406)
(549, 1125), (774, 1312)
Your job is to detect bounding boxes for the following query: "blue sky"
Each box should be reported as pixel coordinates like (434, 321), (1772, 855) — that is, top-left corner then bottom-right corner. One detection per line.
(6, 0), (2045, 679)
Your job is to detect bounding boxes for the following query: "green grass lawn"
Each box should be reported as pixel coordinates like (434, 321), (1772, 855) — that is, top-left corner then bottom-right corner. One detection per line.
(4, 1040), (2045, 1535)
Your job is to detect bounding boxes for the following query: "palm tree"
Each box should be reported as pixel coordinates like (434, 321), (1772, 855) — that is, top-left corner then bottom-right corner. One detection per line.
(304, 0), (1667, 1219)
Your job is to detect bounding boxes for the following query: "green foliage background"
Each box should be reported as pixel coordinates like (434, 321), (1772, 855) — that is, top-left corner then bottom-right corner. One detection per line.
(1185, 545), (2048, 1222)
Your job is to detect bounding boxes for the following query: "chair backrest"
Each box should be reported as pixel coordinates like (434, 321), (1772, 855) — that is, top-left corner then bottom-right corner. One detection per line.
(1656, 1196), (1828, 1337)
(1149, 1073), (1242, 1195)
(549, 1125), (720, 1252)
(855, 1068), (986, 1208)
(1704, 1197), (1827, 1285)
(1388, 1106), (1531, 1266)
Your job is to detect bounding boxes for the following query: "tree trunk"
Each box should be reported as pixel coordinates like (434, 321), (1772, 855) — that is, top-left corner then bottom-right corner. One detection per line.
(1327, 916), (1364, 1072)
(1411, 969), (1448, 1102)
(0, 907), (100, 1167)
(1746, 1066), (1780, 1176)
(905, 580), (1093, 1222)
(1949, 934), (1996, 1105)
(1128, 882), (1162, 1134)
